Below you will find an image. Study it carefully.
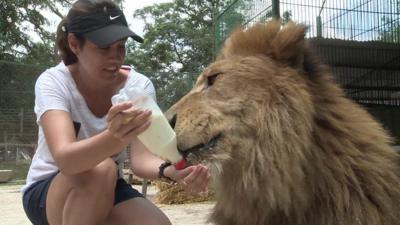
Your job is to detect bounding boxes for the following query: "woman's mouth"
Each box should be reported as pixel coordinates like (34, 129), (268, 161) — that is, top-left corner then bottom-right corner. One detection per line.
(105, 66), (119, 74)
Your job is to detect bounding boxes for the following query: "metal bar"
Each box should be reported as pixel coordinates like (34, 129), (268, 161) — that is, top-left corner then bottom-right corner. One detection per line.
(272, 0), (280, 19)
(243, 5), (272, 26)
(216, 0), (241, 20)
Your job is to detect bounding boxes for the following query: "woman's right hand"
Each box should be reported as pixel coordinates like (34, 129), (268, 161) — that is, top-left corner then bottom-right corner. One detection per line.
(106, 101), (152, 145)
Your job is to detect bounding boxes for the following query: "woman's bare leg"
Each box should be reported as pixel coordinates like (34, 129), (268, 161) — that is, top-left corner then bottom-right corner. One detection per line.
(46, 158), (118, 225)
(103, 197), (172, 225)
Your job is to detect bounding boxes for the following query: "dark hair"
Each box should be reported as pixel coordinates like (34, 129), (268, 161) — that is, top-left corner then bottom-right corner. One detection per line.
(56, 0), (120, 65)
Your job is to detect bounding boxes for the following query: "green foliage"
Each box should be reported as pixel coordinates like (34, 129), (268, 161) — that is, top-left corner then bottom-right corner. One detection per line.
(0, 0), (70, 63)
(125, 0), (218, 110)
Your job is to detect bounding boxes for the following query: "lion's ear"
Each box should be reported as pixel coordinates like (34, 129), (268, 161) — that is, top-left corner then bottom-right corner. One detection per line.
(270, 22), (307, 68)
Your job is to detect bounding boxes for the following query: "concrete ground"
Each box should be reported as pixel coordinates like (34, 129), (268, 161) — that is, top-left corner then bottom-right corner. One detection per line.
(0, 183), (214, 225)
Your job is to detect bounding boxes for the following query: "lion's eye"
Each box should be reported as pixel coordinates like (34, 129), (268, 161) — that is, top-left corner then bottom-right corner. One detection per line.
(207, 73), (221, 87)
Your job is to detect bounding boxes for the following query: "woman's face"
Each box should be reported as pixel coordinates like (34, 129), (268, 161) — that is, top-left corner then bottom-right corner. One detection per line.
(77, 38), (127, 82)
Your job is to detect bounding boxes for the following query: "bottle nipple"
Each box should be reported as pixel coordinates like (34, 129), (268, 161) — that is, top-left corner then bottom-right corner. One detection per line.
(174, 158), (187, 170)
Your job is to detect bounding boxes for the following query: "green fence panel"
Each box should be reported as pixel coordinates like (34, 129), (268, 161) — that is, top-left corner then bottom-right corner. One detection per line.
(0, 60), (45, 145)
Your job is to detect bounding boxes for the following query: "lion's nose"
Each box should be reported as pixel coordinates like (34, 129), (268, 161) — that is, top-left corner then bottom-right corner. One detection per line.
(169, 114), (177, 129)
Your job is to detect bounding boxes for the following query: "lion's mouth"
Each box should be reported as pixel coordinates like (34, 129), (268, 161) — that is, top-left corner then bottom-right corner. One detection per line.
(178, 134), (222, 158)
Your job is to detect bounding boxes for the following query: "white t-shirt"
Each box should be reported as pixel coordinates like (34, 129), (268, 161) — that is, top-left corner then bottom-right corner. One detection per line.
(22, 62), (156, 193)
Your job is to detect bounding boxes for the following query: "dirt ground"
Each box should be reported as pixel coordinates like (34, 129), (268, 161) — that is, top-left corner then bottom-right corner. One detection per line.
(0, 183), (214, 225)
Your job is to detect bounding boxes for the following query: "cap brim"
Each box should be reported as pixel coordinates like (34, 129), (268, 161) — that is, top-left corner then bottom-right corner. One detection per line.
(84, 24), (144, 48)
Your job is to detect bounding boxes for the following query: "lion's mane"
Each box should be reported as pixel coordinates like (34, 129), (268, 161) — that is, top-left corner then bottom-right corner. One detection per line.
(167, 21), (400, 225)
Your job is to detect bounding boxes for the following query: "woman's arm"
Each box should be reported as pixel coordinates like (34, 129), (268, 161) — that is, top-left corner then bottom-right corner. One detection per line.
(42, 102), (151, 175)
(130, 137), (211, 193)
(129, 137), (165, 179)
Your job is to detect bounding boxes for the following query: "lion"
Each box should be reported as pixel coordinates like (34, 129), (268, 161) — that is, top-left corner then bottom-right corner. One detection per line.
(164, 20), (400, 225)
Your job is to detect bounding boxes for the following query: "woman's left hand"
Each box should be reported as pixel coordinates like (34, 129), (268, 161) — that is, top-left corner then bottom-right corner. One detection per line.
(164, 164), (211, 194)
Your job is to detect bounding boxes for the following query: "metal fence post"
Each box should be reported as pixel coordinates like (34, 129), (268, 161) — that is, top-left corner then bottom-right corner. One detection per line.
(317, 0), (327, 38)
(272, 0), (280, 19)
(4, 132), (8, 160)
(316, 16), (322, 38)
(19, 108), (24, 135)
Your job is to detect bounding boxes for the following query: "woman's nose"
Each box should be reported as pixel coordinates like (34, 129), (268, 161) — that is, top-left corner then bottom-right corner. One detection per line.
(106, 45), (125, 60)
(110, 48), (124, 60)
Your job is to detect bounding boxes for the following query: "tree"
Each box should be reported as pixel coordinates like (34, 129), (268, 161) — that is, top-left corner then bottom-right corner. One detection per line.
(125, 0), (221, 110)
(0, 0), (73, 63)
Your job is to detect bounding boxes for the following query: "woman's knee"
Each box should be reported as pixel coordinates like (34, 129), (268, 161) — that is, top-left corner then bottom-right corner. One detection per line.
(69, 158), (118, 191)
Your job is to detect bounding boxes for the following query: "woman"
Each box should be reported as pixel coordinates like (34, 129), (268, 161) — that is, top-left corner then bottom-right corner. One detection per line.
(22, 1), (210, 225)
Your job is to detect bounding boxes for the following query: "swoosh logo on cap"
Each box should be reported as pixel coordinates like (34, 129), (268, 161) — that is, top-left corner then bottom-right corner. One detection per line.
(110, 15), (121, 20)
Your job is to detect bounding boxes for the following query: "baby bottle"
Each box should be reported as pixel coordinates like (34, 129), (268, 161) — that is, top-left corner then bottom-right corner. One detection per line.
(111, 86), (183, 164)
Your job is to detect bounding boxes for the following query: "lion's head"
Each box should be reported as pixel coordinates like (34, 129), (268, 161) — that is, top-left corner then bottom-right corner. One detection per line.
(165, 21), (400, 225)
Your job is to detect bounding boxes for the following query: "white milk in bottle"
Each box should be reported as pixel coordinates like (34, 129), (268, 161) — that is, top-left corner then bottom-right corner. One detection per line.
(111, 86), (182, 163)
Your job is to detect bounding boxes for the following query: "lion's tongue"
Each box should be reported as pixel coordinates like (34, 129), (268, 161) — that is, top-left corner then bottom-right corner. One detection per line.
(174, 158), (187, 170)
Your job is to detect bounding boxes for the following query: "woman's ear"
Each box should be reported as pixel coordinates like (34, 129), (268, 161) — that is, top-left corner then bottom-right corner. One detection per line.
(67, 33), (81, 55)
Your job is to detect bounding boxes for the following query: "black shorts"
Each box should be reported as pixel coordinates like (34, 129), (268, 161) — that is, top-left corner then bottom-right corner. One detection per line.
(22, 172), (143, 225)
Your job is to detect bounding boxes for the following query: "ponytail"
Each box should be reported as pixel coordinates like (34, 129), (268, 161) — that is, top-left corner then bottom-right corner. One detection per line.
(56, 18), (79, 65)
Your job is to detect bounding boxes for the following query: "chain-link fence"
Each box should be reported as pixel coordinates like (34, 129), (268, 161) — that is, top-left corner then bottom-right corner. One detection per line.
(0, 60), (45, 165)
(215, 0), (399, 52)
(215, 0), (400, 142)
